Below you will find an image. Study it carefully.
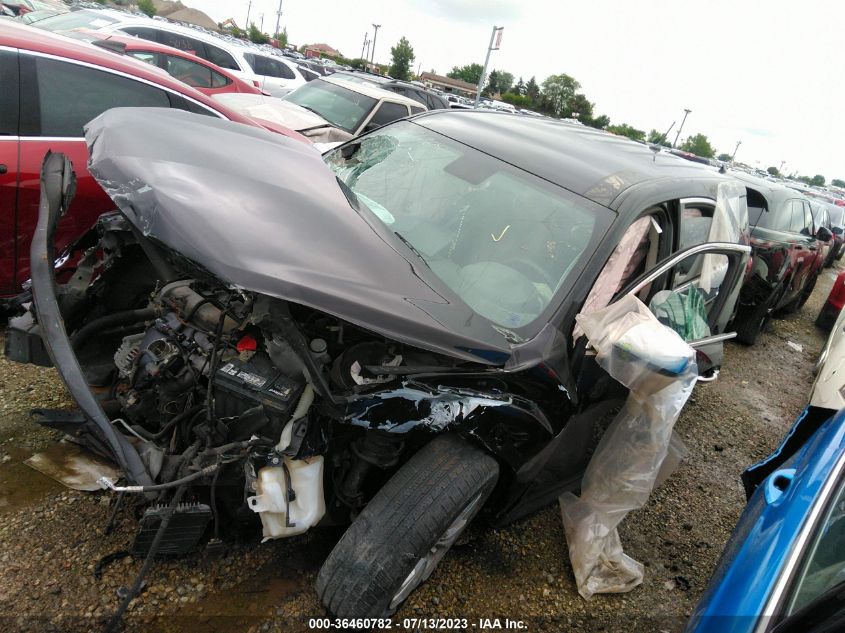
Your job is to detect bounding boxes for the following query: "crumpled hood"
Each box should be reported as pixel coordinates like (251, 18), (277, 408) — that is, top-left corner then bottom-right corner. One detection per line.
(84, 108), (514, 365)
(213, 93), (353, 144)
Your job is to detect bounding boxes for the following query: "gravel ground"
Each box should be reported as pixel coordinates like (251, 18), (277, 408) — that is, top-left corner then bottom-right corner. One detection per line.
(0, 265), (839, 633)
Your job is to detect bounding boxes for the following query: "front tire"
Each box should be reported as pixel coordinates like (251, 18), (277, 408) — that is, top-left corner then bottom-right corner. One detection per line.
(316, 434), (499, 618)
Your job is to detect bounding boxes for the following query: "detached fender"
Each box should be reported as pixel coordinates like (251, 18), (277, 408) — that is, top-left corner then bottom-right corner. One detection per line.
(30, 152), (153, 488)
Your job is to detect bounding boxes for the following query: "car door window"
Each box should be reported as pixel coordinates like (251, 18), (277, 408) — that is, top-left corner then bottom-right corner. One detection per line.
(0, 49), (17, 135)
(366, 101), (410, 131)
(163, 55), (215, 89)
(204, 44), (240, 71)
(758, 201), (793, 232)
(410, 105), (425, 115)
(243, 53), (295, 80)
(156, 31), (207, 60)
(787, 200), (806, 234)
(802, 202), (815, 236)
(783, 476), (845, 616)
(126, 50), (159, 67)
(23, 56), (171, 137)
(616, 244), (749, 343)
(119, 26), (159, 42)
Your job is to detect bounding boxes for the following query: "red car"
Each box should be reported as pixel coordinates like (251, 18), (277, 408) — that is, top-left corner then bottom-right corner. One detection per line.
(0, 21), (307, 297)
(65, 29), (264, 97)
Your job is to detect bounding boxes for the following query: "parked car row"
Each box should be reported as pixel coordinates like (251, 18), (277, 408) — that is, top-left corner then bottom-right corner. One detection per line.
(34, 6), (307, 96)
(0, 20), (309, 298)
(0, 10), (840, 626)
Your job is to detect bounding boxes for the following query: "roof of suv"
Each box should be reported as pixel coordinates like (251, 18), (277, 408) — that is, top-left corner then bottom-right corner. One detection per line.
(320, 75), (422, 108)
(411, 110), (731, 207)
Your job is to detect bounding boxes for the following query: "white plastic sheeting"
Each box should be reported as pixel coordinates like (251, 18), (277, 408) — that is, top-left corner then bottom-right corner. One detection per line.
(559, 295), (698, 599)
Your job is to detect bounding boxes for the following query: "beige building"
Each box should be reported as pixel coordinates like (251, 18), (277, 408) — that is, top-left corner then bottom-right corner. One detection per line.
(419, 72), (476, 97)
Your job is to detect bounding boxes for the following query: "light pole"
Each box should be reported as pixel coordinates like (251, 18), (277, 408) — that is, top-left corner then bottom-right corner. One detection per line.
(731, 140), (742, 161)
(259, 13), (264, 32)
(673, 108), (691, 148)
(245, 0), (252, 28)
(360, 32), (370, 61)
(274, 0), (283, 38)
(475, 26), (504, 107)
(370, 23), (381, 69)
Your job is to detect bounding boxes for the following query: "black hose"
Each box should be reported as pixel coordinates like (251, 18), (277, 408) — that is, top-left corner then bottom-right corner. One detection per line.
(70, 308), (156, 350)
(129, 405), (205, 443)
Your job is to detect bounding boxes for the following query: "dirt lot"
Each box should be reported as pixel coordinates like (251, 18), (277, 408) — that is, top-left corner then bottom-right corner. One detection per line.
(0, 266), (839, 633)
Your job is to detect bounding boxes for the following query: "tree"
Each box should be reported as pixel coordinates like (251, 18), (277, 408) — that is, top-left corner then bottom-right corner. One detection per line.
(496, 71), (514, 95)
(832, 179), (845, 188)
(447, 63), (484, 86)
(811, 174), (826, 187)
(388, 36), (415, 81)
(500, 93), (533, 109)
(588, 114), (610, 129)
(248, 24), (268, 44)
(540, 73), (580, 118)
(137, 0), (156, 17)
(525, 76), (540, 101)
(717, 153), (732, 162)
(273, 27), (288, 48)
(767, 166), (780, 176)
(483, 69), (500, 96)
(566, 92), (593, 122)
(648, 129), (671, 147)
(680, 133), (716, 158)
(511, 77), (526, 96)
(607, 123), (646, 142)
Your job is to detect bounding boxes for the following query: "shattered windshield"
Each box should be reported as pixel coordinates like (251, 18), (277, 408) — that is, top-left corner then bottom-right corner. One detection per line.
(284, 80), (377, 133)
(326, 121), (606, 329)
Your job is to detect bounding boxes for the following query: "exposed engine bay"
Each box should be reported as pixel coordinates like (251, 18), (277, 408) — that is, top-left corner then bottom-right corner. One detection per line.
(83, 257), (469, 543)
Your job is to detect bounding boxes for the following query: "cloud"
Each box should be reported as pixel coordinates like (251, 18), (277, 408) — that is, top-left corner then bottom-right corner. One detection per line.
(408, 0), (523, 23)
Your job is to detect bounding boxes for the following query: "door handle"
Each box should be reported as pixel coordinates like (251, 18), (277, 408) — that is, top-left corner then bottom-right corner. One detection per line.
(0, 164), (7, 175)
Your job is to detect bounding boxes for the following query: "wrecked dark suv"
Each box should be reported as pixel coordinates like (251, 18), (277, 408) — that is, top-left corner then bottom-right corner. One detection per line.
(6, 108), (751, 619)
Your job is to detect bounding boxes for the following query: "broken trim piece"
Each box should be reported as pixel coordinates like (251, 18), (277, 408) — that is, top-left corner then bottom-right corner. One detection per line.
(30, 152), (153, 489)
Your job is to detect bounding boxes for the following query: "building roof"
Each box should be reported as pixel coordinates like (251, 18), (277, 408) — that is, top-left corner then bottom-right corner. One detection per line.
(419, 72), (476, 92)
(305, 43), (340, 56)
(412, 110), (733, 208)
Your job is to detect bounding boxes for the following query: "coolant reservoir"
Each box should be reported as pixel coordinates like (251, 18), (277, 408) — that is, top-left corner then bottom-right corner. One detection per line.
(247, 456), (325, 540)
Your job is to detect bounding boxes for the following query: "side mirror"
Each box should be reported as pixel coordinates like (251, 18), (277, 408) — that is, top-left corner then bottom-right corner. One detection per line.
(817, 226), (833, 242)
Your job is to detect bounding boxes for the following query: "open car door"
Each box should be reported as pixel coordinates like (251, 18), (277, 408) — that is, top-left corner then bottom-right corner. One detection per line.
(614, 241), (751, 376)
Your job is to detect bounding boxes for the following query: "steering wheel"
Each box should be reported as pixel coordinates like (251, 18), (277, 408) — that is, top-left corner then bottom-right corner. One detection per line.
(503, 257), (557, 287)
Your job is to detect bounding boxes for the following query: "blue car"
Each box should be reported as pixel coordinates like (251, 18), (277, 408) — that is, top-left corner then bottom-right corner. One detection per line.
(687, 405), (845, 633)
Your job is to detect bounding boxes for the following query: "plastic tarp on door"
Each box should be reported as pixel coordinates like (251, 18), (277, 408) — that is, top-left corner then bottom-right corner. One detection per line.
(559, 295), (698, 599)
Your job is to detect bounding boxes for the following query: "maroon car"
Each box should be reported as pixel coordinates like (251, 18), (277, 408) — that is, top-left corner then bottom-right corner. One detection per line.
(0, 21), (307, 297)
(731, 174), (831, 344)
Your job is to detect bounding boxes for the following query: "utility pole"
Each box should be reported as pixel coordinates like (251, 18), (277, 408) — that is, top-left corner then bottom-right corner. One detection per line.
(370, 23), (381, 69)
(259, 13), (264, 32)
(673, 108), (691, 148)
(732, 140), (742, 161)
(360, 32), (370, 61)
(475, 26), (504, 107)
(245, 0), (252, 28)
(274, 0), (283, 38)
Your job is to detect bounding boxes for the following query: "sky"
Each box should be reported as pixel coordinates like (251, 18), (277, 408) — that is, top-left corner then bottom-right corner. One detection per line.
(194, 0), (843, 180)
